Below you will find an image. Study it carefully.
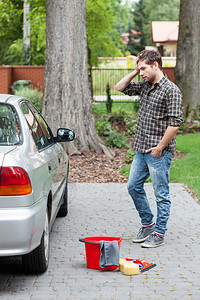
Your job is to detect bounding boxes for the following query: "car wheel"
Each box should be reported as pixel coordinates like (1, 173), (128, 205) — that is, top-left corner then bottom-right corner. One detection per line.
(22, 210), (49, 273)
(57, 181), (68, 217)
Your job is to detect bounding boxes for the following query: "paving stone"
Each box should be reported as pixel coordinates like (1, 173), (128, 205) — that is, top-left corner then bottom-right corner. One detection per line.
(0, 183), (200, 299)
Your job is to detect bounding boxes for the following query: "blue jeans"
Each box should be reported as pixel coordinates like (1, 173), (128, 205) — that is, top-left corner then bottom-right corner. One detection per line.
(127, 151), (173, 235)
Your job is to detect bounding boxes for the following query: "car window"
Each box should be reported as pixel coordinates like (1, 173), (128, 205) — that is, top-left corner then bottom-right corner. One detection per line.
(20, 102), (54, 150)
(29, 105), (53, 143)
(26, 102), (54, 145)
(0, 104), (21, 146)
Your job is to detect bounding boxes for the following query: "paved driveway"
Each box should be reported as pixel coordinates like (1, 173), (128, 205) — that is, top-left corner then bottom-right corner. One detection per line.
(0, 183), (200, 300)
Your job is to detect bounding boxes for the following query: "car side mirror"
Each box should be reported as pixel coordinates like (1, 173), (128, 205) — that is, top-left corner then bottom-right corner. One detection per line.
(56, 128), (75, 142)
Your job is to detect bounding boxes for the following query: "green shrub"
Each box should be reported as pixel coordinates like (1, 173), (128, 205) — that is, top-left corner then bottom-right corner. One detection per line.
(106, 82), (113, 113)
(108, 111), (138, 136)
(109, 109), (128, 121)
(95, 117), (112, 136)
(109, 114), (125, 124)
(124, 149), (136, 163)
(125, 117), (137, 135)
(92, 104), (100, 116)
(14, 87), (43, 113)
(197, 105), (200, 121)
(5, 40), (23, 65)
(106, 131), (130, 148)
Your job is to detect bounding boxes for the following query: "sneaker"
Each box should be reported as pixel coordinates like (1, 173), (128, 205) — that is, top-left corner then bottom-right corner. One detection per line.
(141, 233), (165, 248)
(132, 224), (155, 243)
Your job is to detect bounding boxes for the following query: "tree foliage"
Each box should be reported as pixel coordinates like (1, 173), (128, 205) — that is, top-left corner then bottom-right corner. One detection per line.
(144, 0), (180, 21)
(127, 0), (180, 55)
(0, 0), (182, 65)
(0, 0), (46, 65)
(127, 0), (148, 55)
(28, 0), (46, 65)
(0, 0), (124, 66)
(0, 0), (23, 64)
(86, 0), (123, 67)
(115, 0), (133, 34)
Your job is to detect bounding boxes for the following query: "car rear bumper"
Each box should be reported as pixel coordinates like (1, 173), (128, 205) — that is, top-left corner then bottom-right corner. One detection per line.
(0, 198), (46, 256)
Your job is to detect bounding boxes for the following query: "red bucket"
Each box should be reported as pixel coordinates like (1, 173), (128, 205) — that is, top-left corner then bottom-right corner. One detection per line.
(79, 236), (122, 270)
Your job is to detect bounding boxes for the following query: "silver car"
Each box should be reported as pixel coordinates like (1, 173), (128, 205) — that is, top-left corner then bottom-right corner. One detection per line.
(0, 94), (75, 273)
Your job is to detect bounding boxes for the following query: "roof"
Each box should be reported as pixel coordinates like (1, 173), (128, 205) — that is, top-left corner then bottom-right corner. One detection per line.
(152, 21), (179, 43)
(0, 94), (21, 103)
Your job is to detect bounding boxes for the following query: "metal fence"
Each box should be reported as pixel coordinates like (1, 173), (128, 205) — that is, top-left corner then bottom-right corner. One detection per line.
(91, 68), (140, 102)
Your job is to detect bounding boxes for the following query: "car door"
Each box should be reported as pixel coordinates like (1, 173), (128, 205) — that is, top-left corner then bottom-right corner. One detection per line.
(30, 106), (66, 199)
(20, 101), (64, 220)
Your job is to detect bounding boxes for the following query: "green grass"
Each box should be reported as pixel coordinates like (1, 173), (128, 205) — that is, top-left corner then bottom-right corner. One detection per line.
(92, 102), (139, 115)
(170, 133), (200, 199)
(121, 133), (200, 199)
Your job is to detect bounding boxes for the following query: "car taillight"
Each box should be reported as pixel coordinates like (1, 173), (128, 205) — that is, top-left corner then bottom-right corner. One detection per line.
(0, 167), (32, 196)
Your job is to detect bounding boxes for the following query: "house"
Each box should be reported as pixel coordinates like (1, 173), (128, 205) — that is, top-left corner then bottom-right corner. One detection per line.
(121, 33), (130, 45)
(151, 21), (179, 57)
(121, 30), (142, 45)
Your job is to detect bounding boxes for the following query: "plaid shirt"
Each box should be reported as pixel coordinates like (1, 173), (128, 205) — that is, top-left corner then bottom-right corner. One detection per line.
(122, 75), (183, 153)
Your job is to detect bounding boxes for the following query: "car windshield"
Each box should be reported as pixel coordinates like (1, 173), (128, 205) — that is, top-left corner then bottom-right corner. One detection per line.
(0, 104), (21, 146)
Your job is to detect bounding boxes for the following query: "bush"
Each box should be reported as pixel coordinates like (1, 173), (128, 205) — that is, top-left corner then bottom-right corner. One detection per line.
(106, 82), (113, 113)
(108, 109), (128, 123)
(197, 104), (200, 121)
(125, 117), (137, 136)
(124, 149), (136, 163)
(106, 131), (130, 148)
(95, 117), (112, 136)
(14, 87), (43, 113)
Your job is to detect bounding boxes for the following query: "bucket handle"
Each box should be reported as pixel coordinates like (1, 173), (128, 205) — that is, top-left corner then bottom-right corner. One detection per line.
(79, 238), (99, 245)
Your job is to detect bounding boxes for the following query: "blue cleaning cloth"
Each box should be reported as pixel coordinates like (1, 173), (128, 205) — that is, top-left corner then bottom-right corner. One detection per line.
(99, 240), (119, 268)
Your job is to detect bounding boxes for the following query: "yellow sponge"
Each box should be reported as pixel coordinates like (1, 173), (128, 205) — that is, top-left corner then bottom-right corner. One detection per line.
(119, 259), (127, 271)
(120, 260), (139, 275)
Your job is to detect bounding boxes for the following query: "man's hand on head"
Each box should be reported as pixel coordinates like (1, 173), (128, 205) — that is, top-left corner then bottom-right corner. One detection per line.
(135, 58), (140, 74)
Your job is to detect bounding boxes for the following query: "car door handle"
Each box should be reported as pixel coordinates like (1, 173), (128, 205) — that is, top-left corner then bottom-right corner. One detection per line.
(48, 163), (52, 172)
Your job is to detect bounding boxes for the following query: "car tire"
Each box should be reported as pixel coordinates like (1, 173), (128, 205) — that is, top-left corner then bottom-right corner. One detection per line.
(22, 210), (49, 273)
(57, 181), (68, 217)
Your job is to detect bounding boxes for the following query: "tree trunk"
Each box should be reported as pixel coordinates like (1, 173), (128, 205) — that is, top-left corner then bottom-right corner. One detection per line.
(175, 0), (200, 120)
(43, 0), (114, 157)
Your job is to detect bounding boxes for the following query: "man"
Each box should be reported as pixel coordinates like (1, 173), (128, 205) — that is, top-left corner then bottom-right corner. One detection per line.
(115, 50), (182, 248)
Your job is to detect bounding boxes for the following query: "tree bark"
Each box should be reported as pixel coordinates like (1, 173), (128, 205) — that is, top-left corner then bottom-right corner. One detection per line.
(43, 0), (114, 157)
(175, 0), (200, 120)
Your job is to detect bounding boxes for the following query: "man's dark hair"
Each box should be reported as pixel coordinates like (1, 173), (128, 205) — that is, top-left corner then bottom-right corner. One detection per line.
(137, 50), (162, 70)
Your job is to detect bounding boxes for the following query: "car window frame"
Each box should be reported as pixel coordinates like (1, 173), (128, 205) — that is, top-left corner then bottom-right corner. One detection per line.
(26, 101), (55, 145)
(20, 100), (55, 152)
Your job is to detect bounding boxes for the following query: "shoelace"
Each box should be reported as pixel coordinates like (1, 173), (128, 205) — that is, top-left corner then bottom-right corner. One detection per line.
(138, 227), (145, 234)
(150, 233), (162, 241)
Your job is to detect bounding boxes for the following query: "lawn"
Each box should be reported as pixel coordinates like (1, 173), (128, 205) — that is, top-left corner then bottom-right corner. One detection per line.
(121, 133), (200, 200)
(92, 102), (139, 115)
(170, 133), (200, 199)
